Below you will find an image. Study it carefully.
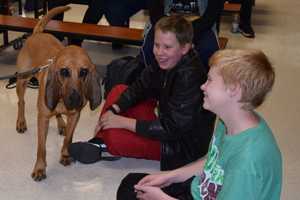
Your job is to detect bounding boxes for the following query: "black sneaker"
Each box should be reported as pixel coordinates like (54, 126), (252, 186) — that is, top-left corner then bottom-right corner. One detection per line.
(68, 142), (103, 164)
(6, 77), (39, 89)
(5, 77), (17, 89)
(68, 140), (121, 164)
(27, 77), (39, 89)
(88, 138), (108, 152)
(238, 24), (255, 38)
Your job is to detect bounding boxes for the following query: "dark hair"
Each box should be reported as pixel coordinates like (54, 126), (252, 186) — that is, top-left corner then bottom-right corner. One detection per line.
(155, 15), (193, 46)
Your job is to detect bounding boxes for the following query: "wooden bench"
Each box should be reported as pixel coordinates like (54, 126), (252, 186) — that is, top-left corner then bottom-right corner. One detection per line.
(0, 14), (144, 46)
(223, 2), (241, 13)
(0, 14), (228, 50)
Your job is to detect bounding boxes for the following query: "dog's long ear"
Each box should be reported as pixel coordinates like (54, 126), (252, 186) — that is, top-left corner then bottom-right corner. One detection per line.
(84, 68), (102, 110)
(45, 69), (61, 111)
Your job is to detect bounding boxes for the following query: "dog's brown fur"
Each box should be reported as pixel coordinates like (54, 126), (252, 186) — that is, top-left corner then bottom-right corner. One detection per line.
(15, 6), (102, 181)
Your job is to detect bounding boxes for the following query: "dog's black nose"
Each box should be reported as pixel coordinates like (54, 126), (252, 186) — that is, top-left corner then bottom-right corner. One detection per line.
(66, 89), (82, 110)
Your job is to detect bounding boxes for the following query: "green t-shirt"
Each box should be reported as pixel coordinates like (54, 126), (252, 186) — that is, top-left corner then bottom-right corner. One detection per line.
(191, 115), (282, 200)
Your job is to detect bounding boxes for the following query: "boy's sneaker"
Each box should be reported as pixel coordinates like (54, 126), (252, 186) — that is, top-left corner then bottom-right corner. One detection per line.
(68, 140), (121, 164)
(68, 142), (103, 164)
(238, 24), (255, 38)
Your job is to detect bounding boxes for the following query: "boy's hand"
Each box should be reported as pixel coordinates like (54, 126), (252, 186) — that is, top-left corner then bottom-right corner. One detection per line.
(94, 110), (136, 135)
(136, 172), (173, 188)
(96, 111), (121, 130)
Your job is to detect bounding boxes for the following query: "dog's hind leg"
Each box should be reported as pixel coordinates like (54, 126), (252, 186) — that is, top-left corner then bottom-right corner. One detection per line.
(60, 112), (80, 166)
(56, 114), (66, 135)
(16, 78), (28, 133)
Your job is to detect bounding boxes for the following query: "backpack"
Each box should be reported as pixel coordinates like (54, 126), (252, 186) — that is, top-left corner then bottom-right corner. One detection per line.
(102, 55), (145, 98)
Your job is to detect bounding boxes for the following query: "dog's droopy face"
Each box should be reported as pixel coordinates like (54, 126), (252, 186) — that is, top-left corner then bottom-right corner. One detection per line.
(45, 46), (102, 111)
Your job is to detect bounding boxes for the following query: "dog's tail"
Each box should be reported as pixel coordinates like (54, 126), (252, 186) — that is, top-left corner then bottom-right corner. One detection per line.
(33, 6), (71, 34)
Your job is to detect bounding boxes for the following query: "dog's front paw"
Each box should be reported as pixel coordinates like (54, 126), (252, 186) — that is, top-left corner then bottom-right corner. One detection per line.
(60, 155), (73, 166)
(31, 168), (47, 181)
(16, 119), (27, 133)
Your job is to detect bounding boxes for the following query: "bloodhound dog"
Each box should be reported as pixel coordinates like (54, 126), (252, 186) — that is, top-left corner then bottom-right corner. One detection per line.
(15, 6), (102, 181)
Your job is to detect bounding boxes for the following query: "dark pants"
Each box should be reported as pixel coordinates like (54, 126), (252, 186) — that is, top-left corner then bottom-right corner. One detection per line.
(117, 173), (194, 200)
(142, 26), (219, 71)
(47, 0), (147, 24)
(228, 0), (254, 26)
(47, 0), (71, 21)
(71, 0), (149, 45)
(47, 0), (71, 41)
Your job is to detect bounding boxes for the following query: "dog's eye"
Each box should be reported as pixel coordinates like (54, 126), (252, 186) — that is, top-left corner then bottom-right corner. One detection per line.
(79, 68), (89, 78)
(60, 68), (70, 77)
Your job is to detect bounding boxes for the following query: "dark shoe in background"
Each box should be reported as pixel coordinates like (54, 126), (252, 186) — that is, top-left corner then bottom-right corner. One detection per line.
(27, 77), (39, 89)
(112, 42), (124, 50)
(6, 77), (17, 89)
(238, 24), (255, 38)
(6, 77), (39, 89)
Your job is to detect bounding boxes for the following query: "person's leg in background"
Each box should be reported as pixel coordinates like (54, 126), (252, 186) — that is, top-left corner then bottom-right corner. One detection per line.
(24, 0), (43, 12)
(47, 0), (70, 21)
(47, 0), (70, 41)
(229, 0), (255, 38)
(104, 0), (147, 49)
(238, 0), (255, 38)
(69, 0), (106, 46)
(193, 29), (219, 72)
(105, 0), (147, 27)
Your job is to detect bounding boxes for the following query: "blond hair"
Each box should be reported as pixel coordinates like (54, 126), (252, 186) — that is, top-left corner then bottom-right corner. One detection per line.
(155, 15), (193, 46)
(209, 49), (275, 110)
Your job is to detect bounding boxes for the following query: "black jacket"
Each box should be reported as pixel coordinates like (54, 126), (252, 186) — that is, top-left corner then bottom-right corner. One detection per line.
(116, 50), (215, 170)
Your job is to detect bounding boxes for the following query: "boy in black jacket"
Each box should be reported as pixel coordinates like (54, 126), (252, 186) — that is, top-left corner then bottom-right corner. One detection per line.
(69, 15), (215, 171)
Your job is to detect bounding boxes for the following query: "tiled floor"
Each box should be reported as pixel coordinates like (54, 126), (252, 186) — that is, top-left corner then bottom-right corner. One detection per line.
(0, 1), (299, 199)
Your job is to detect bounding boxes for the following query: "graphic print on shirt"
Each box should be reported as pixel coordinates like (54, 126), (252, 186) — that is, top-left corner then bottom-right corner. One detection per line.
(199, 135), (224, 200)
(171, 0), (199, 14)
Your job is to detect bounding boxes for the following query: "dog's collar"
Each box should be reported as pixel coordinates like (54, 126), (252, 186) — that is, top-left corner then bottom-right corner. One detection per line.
(39, 58), (54, 71)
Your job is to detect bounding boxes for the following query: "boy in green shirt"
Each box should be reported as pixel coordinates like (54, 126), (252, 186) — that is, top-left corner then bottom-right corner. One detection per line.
(117, 49), (282, 200)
